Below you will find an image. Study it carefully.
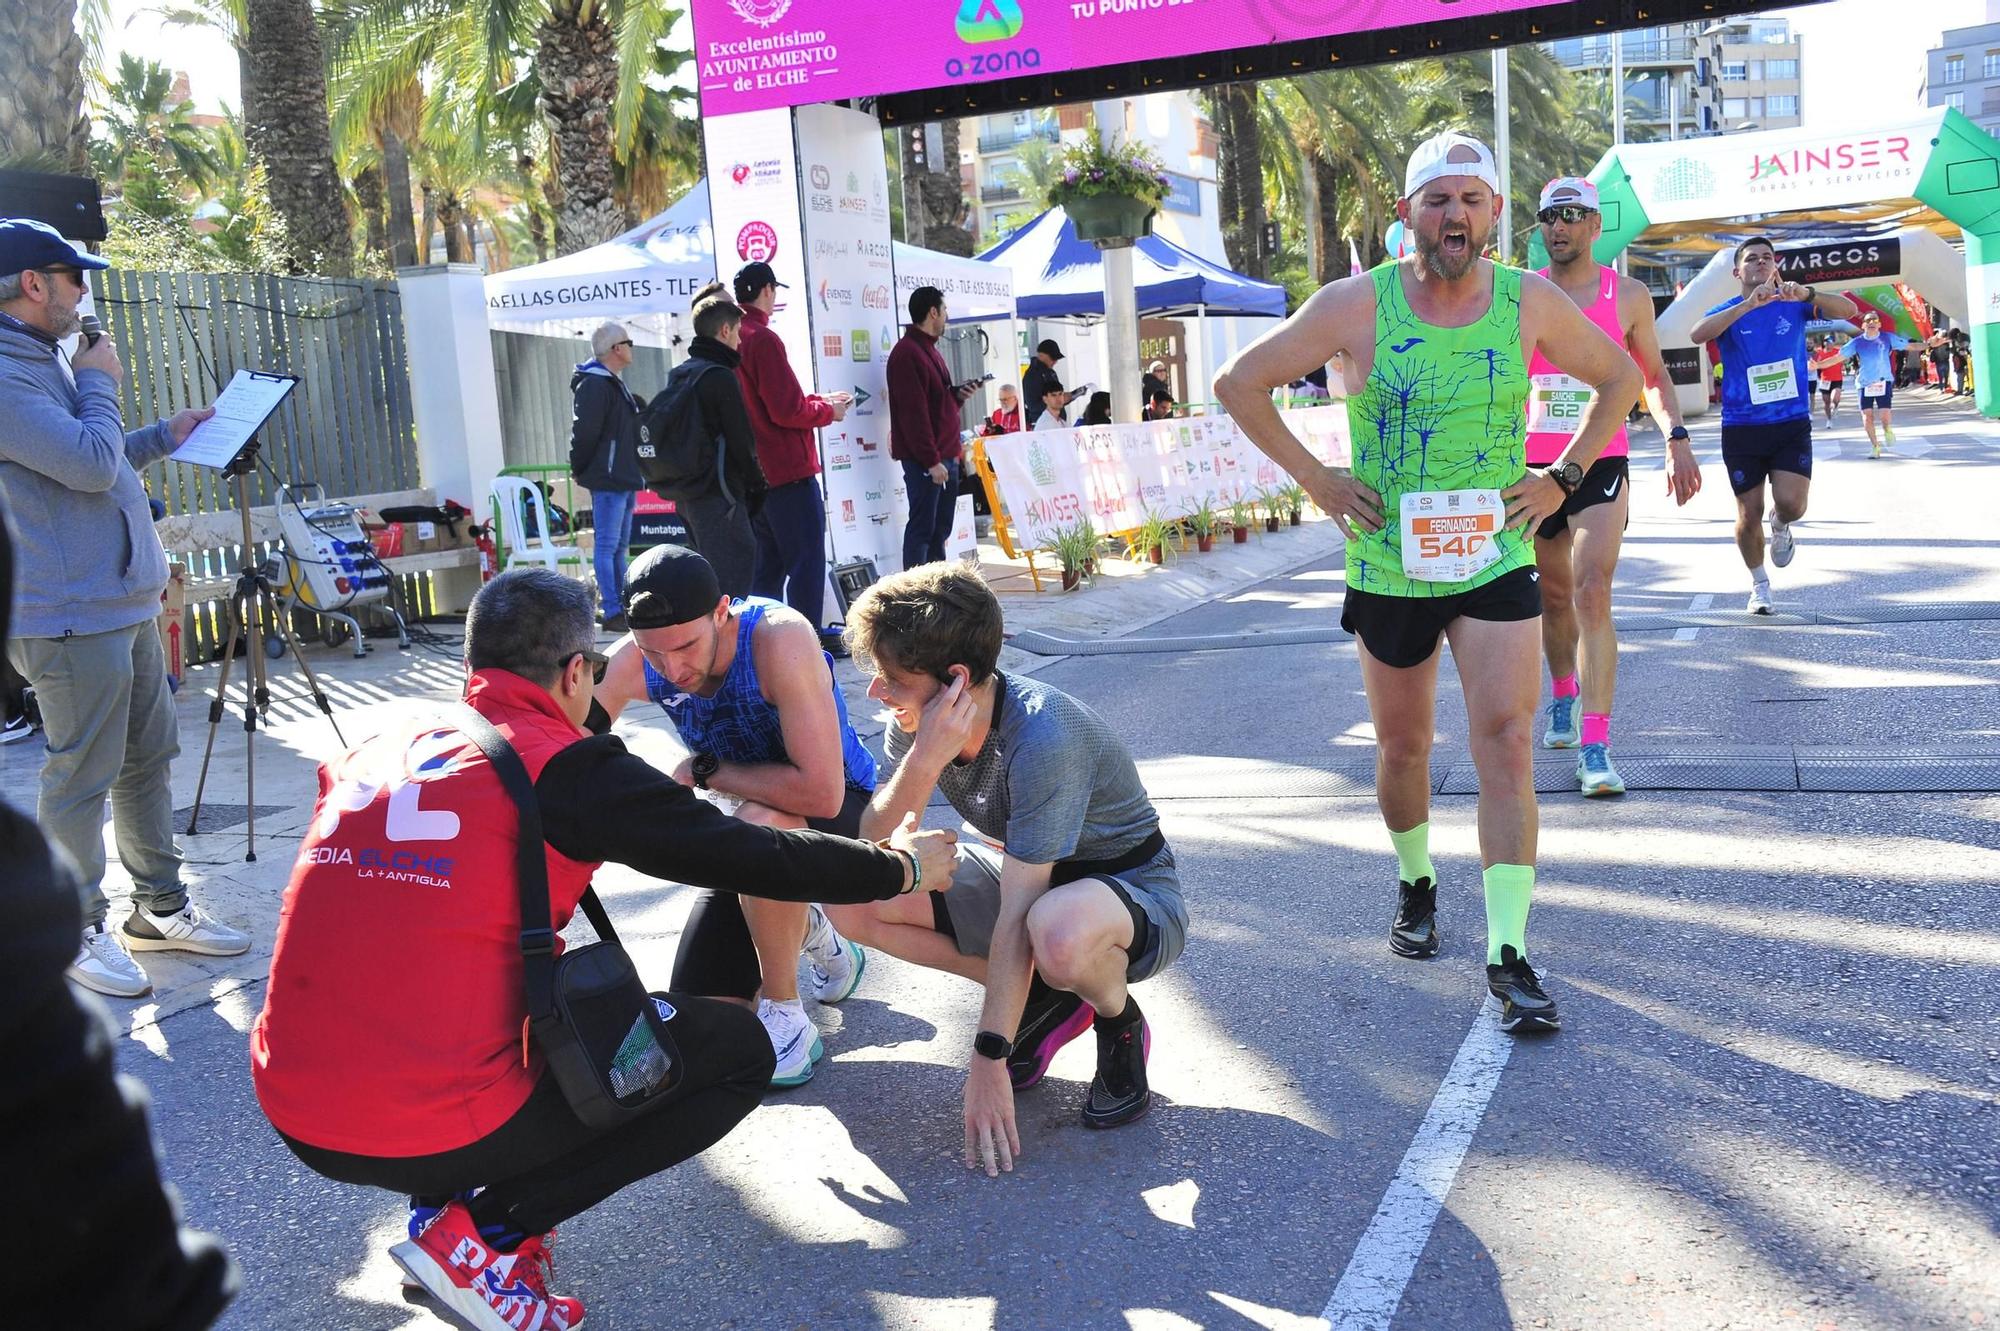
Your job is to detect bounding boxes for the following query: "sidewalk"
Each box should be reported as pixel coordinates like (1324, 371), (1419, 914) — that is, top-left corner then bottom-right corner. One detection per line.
(0, 515), (1343, 1038)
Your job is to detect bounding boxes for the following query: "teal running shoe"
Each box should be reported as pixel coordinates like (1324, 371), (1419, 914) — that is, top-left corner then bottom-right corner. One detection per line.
(1543, 695), (1580, 749)
(1577, 743), (1625, 798)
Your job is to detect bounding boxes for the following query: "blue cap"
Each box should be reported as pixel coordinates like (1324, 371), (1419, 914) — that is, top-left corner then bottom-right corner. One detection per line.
(0, 218), (110, 279)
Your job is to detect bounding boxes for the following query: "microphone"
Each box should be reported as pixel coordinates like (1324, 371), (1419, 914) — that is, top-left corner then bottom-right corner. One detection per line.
(79, 314), (104, 348)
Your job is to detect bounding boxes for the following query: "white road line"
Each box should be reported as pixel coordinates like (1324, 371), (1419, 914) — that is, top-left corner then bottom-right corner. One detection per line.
(1316, 998), (1514, 1331)
(1674, 592), (1714, 642)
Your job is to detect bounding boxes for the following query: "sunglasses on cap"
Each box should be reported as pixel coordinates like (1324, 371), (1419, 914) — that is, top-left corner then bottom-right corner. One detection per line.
(1537, 205), (1596, 225)
(567, 648), (610, 685)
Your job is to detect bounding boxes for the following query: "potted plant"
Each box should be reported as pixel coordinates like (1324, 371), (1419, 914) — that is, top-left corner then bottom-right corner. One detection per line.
(1228, 496), (1252, 544)
(1187, 495), (1219, 553)
(1259, 487), (1282, 533)
(1076, 517), (1101, 576)
(1048, 139), (1170, 244)
(1280, 482), (1308, 526)
(1124, 508), (1176, 565)
(1043, 524), (1089, 591)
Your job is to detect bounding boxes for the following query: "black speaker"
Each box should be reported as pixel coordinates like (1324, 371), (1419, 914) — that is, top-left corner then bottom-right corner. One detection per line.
(831, 559), (880, 616)
(0, 170), (107, 242)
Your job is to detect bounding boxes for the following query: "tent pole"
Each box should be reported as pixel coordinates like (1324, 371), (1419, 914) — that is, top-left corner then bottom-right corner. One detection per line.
(1196, 306), (1209, 414)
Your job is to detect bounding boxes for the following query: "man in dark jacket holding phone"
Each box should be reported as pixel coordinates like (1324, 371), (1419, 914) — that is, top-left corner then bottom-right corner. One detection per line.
(569, 321), (649, 631)
(649, 286), (766, 597)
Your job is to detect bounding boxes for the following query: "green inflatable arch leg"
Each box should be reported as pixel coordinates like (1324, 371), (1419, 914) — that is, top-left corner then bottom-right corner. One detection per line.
(1910, 109), (2000, 411)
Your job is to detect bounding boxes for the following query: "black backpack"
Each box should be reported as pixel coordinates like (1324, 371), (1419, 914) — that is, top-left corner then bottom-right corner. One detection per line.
(637, 361), (733, 502)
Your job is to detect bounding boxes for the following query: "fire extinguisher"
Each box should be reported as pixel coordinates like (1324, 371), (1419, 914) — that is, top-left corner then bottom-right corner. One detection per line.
(473, 522), (498, 582)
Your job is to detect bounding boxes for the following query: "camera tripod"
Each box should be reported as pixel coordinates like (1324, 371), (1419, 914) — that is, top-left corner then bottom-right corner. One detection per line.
(184, 446), (345, 861)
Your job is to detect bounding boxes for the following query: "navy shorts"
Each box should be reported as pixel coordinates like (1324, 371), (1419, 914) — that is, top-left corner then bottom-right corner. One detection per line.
(1721, 418), (1813, 496)
(1860, 384), (1893, 411)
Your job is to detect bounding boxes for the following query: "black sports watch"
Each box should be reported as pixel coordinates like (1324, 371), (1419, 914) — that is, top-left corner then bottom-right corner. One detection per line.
(1544, 461), (1583, 494)
(690, 752), (720, 790)
(1669, 426), (1690, 442)
(973, 1030), (1014, 1061)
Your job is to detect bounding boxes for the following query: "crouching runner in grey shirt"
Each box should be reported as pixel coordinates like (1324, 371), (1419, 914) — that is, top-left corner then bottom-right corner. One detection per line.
(826, 563), (1188, 1173)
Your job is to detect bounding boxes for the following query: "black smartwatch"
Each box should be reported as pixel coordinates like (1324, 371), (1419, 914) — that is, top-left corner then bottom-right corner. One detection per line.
(690, 752), (720, 790)
(1669, 426), (1690, 443)
(973, 1030), (1014, 1061)
(1544, 461), (1583, 494)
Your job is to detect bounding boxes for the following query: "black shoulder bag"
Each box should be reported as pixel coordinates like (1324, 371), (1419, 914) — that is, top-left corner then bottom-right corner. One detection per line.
(453, 705), (682, 1129)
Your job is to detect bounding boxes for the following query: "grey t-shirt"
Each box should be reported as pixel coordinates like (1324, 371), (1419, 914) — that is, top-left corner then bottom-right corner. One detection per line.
(881, 672), (1158, 865)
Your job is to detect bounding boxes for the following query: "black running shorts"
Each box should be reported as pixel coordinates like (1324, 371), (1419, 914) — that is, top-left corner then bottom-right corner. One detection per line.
(1340, 564), (1542, 670)
(1721, 417), (1813, 496)
(1535, 456), (1630, 540)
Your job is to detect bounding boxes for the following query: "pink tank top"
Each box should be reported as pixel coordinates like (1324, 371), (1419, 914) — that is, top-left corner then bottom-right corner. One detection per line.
(1525, 265), (1629, 465)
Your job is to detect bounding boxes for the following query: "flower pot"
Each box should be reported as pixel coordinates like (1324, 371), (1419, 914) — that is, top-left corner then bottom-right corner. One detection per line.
(1084, 558), (1097, 576)
(1264, 516), (1280, 533)
(1061, 568), (1081, 591)
(1196, 534), (1214, 553)
(1148, 545), (1164, 565)
(1065, 193), (1158, 243)
(1232, 526), (1249, 544)
(1289, 511), (1302, 526)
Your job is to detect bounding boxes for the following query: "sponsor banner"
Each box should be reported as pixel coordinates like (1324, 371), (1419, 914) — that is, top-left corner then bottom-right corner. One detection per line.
(1660, 345), (1703, 388)
(796, 103), (905, 584)
(702, 108), (814, 392)
(948, 494), (978, 563)
(1614, 114), (1941, 224)
(1775, 239), (1900, 286)
(892, 241), (1015, 324)
(688, 0), (1544, 118)
(986, 406), (1350, 553)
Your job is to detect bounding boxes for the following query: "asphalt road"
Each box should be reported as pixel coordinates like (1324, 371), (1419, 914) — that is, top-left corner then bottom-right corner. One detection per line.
(121, 391), (2000, 1330)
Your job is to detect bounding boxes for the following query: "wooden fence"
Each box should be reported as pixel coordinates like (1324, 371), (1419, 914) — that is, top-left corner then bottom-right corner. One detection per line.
(492, 328), (677, 471)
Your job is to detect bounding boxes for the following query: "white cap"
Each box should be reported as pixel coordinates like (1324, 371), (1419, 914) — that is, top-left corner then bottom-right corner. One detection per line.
(1403, 132), (1501, 200)
(1538, 177), (1599, 212)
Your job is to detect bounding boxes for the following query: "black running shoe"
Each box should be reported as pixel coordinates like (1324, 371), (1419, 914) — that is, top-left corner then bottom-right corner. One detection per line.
(1081, 1014), (1152, 1129)
(1007, 987), (1094, 1091)
(1389, 877), (1439, 959)
(1485, 945), (1560, 1033)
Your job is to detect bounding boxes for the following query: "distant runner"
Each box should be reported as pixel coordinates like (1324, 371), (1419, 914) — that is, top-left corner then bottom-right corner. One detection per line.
(1845, 311), (1897, 458)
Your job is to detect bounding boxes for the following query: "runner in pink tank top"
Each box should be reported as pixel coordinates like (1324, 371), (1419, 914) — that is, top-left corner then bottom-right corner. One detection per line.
(1525, 177), (1703, 799)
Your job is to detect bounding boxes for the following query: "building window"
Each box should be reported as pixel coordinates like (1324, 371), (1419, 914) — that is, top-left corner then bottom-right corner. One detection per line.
(1986, 50), (2000, 80)
(1745, 61), (1764, 80)
(1767, 94), (1798, 117)
(1724, 97), (1749, 118)
(1986, 86), (2000, 117)
(1755, 24), (1788, 44)
(1722, 62), (1747, 81)
(1946, 55), (1965, 83)
(1947, 90), (1966, 111)
(1765, 59), (1798, 81)
(1747, 97), (1765, 118)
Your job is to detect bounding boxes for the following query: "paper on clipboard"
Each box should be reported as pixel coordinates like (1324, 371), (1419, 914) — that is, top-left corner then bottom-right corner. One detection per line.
(170, 370), (298, 469)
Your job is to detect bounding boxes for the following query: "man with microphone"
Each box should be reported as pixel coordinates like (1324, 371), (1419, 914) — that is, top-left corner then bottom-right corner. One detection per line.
(0, 218), (250, 999)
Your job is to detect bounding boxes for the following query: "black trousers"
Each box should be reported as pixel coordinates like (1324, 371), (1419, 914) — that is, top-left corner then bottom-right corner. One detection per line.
(901, 458), (961, 570)
(679, 491), (757, 599)
(750, 477), (828, 629)
(279, 995), (773, 1237)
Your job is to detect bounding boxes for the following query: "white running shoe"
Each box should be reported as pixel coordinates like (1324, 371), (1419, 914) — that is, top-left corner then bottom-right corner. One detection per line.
(121, 903), (252, 957)
(1768, 511), (1796, 568)
(803, 904), (866, 1003)
(69, 925), (152, 998)
(1747, 583), (1774, 616)
(758, 998), (821, 1089)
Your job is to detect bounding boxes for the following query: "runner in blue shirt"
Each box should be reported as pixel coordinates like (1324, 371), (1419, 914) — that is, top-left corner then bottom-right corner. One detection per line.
(1687, 236), (1857, 614)
(1844, 310), (1898, 458)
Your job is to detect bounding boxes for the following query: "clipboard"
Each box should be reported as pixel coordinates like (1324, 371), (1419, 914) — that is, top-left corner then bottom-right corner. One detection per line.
(170, 370), (300, 471)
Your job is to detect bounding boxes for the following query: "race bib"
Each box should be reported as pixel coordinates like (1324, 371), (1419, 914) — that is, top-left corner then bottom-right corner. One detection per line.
(1526, 373), (1593, 437)
(1746, 358), (1800, 406)
(1865, 380), (1888, 397)
(1400, 489), (1504, 583)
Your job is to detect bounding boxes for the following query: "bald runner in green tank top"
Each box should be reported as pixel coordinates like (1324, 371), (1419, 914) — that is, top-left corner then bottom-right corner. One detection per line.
(1345, 262), (1532, 599)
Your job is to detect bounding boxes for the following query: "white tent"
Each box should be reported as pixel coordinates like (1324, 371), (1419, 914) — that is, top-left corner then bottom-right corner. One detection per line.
(484, 182), (717, 346)
(891, 241), (1015, 324)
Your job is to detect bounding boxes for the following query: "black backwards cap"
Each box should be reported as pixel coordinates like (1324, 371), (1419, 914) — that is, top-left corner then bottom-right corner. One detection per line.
(622, 544), (722, 629)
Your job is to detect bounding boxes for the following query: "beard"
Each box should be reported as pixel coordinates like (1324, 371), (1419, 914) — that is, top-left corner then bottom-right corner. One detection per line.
(1416, 225), (1482, 281)
(48, 301), (82, 339)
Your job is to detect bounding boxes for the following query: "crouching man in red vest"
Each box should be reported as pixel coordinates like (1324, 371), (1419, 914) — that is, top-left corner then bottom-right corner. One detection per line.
(250, 567), (955, 1331)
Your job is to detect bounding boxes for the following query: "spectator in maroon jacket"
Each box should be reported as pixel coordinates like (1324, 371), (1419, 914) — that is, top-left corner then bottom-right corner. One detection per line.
(732, 262), (849, 638)
(887, 286), (976, 570)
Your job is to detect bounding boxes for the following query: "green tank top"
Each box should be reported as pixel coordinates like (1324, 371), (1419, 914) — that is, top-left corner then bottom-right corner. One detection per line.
(1345, 262), (1532, 598)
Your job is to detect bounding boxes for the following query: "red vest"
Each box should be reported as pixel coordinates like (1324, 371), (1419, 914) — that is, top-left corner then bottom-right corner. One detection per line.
(251, 670), (597, 1157)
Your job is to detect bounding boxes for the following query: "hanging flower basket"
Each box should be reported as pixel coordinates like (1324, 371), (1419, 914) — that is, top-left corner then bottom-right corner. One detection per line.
(1049, 138), (1170, 245)
(1066, 193), (1157, 242)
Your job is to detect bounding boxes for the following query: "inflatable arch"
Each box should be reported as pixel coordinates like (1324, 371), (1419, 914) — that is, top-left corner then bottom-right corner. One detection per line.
(1577, 109), (2000, 417)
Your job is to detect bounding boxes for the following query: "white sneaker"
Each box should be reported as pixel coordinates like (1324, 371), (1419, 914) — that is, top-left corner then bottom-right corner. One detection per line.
(69, 925), (152, 998)
(121, 903), (251, 957)
(1768, 511), (1796, 568)
(803, 904), (867, 1003)
(758, 998), (823, 1089)
(1747, 583), (1774, 616)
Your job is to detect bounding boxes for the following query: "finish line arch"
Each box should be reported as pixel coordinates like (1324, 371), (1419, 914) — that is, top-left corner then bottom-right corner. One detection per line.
(1581, 109), (2000, 417)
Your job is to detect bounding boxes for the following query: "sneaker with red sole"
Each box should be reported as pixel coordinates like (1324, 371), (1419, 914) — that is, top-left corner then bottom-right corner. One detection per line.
(1007, 987), (1095, 1091)
(389, 1201), (584, 1330)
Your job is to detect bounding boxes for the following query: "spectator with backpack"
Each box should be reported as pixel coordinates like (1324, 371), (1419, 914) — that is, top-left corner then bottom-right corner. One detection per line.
(639, 286), (765, 596)
(569, 321), (649, 631)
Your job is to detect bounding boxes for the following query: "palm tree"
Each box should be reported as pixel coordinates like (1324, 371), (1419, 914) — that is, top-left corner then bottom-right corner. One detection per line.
(0, 0), (93, 169)
(93, 54), (222, 189)
(242, 0), (354, 273)
(1207, 84), (1267, 279)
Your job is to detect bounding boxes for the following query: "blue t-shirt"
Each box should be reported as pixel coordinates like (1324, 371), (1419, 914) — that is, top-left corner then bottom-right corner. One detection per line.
(1708, 296), (1813, 426)
(1847, 333), (1893, 388)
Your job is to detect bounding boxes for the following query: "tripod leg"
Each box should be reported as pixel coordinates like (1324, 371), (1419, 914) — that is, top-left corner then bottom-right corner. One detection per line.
(268, 608), (347, 748)
(185, 595), (246, 836)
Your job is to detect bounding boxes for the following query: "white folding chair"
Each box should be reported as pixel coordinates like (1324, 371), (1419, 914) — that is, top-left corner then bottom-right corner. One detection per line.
(489, 476), (587, 572)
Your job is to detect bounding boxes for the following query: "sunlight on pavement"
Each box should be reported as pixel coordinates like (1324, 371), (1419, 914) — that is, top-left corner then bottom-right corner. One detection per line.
(691, 1103), (913, 1250)
(1208, 1289), (1330, 1329)
(865, 1292), (997, 1329)
(1140, 1178), (1200, 1230)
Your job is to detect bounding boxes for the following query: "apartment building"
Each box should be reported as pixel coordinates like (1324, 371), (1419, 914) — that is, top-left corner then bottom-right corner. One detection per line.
(1546, 15), (1802, 140)
(1923, 6), (2000, 140)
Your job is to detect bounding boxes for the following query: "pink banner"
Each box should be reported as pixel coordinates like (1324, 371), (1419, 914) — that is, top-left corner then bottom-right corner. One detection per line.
(692, 0), (1546, 117)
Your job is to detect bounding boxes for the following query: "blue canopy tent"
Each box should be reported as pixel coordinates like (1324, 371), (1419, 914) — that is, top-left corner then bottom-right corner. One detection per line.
(976, 207), (1287, 320)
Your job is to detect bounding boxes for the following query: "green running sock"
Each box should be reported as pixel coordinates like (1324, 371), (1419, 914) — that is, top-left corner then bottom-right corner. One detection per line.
(1388, 822), (1435, 886)
(1483, 863), (1535, 965)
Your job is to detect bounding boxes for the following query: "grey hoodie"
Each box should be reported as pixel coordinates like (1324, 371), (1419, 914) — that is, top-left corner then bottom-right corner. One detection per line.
(0, 317), (176, 638)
